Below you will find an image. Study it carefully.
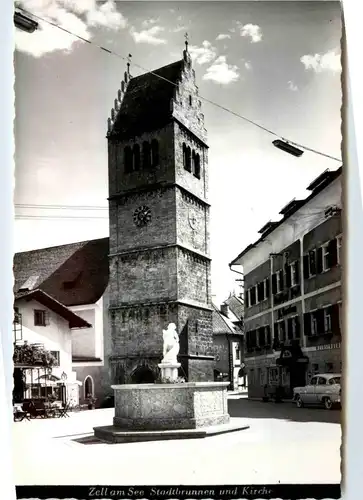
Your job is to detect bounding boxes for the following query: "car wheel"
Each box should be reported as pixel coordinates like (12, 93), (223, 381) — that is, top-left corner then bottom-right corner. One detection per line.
(323, 397), (333, 410)
(296, 395), (304, 408)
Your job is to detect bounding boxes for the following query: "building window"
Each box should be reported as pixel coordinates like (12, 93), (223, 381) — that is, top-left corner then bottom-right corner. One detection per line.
(142, 141), (151, 169)
(151, 139), (159, 167)
(269, 367), (279, 384)
(291, 261), (299, 286)
(308, 250), (316, 276)
(124, 146), (133, 173)
(50, 351), (60, 366)
(310, 312), (318, 336)
(322, 243), (330, 271)
(245, 289), (250, 308)
(133, 144), (140, 171)
(34, 310), (49, 327)
(193, 152), (201, 179)
(183, 143), (192, 171)
(337, 235), (342, 265)
(287, 316), (300, 340)
(84, 375), (94, 399)
(276, 320), (286, 342)
(324, 307), (332, 333)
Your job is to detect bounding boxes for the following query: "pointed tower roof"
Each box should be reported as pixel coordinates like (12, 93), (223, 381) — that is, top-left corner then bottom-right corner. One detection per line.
(110, 59), (185, 139)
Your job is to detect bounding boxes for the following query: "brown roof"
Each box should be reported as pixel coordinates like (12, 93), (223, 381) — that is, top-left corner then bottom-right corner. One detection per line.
(13, 238), (109, 307)
(112, 60), (185, 139)
(15, 289), (91, 329)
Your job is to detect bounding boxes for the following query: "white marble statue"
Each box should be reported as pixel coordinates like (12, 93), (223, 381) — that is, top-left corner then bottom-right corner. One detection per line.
(162, 323), (180, 364)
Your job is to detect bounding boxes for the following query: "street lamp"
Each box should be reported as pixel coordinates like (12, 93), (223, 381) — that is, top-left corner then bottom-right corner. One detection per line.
(272, 139), (304, 158)
(14, 11), (38, 33)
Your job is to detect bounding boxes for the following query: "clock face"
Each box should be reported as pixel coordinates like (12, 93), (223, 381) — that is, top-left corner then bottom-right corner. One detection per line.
(188, 211), (198, 230)
(133, 205), (152, 227)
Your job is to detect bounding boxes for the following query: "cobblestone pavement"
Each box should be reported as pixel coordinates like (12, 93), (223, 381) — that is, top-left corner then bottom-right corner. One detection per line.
(13, 395), (341, 485)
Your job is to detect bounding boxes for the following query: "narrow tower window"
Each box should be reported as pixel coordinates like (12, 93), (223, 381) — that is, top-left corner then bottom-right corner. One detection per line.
(151, 139), (159, 167)
(142, 141), (151, 169)
(184, 145), (191, 172)
(133, 144), (140, 171)
(193, 152), (201, 179)
(189, 95), (192, 106)
(124, 146), (133, 173)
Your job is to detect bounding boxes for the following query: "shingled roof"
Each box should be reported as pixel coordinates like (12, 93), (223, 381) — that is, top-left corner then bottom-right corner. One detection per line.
(13, 237), (109, 307)
(212, 303), (242, 336)
(112, 60), (185, 138)
(224, 295), (244, 321)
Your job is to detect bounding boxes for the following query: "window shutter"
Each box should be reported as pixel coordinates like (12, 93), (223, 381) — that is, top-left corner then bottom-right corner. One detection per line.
(246, 331), (250, 349)
(245, 290), (249, 308)
(250, 287), (256, 305)
(287, 317), (293, 339)
(265, 325), (271, 345)
(295, 317), (301, 338)
(285, 265), (292, 288)
(309, 250), (316, 275)
(316, 247), (323, 273)
(280, 270), (285, 290)
(272, 274), (277, 295)
(328, 238), (338, 267)
(303, 255), (309, 279)
(331, 303), (340, 335)
(294, 261), (300, 284)
(316, 309), (325, 334)
(251, 330), (256, 348)
(258, 327), (265, 346)
(281, 320), (286, 341)
(304, 313), (311, 336)
(265, 278), (270, 298)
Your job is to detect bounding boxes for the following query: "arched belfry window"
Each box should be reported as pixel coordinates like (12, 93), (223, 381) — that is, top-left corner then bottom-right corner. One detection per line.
(193, 152), (201, 179)
(142, 141), (151, 169)
(151, 139), (159, 168)
(124, 146), (133, 173)
(133, 144), (140, 171)
(84, 375), (94, 399)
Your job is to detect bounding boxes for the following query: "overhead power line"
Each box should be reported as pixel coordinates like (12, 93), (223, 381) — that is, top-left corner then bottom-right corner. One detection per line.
(17, 7), (341, 163)
(15, 203), (108, 211)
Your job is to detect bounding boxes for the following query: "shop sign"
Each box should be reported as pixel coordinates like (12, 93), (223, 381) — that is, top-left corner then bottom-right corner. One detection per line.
(316, 342), (341, 351)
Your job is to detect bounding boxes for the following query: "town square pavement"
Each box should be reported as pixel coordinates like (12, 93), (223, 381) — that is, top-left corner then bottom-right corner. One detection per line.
(12, 394), (341, 485)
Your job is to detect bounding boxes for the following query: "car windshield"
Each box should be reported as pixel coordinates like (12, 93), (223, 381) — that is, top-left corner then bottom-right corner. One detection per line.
(329, 377), (341, 385)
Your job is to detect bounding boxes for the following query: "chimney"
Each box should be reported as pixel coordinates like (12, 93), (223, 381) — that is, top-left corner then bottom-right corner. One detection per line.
(220, 303), (229, 318)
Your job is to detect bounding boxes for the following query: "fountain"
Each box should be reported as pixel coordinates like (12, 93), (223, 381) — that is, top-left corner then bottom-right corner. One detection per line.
(94, 324), (249, 443)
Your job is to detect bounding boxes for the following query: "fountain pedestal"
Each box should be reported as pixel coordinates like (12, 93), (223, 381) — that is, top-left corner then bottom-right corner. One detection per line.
(158, 362), (181, 382)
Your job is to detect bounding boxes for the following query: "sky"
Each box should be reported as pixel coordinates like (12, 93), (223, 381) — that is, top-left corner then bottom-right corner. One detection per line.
(14, 1), (342, 305)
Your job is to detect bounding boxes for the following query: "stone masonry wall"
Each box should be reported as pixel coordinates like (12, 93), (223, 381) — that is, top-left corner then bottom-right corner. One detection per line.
(109, 247), (178, 306)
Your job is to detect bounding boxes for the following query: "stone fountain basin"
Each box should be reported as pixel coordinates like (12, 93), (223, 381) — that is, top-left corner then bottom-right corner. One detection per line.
(111, 381), (230, 431)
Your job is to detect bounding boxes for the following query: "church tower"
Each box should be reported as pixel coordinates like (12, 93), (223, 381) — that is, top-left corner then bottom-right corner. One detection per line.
(107, 42), (214, 383)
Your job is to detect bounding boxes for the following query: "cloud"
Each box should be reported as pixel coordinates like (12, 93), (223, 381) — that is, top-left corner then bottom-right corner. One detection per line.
(15, 0), (127, 58)
(300, 49), (341, 73)
(203, 56), (240, 84)
(188, 40), (217, 65)
(141, 18), (159, 28)
(130, 25), (167, 45)
(216, 33), (231, 41)
(238, 23), (263, 43)
(170, 25), (188, 33)
(287, 80), (298, 91)
(243, 60), (252, 70)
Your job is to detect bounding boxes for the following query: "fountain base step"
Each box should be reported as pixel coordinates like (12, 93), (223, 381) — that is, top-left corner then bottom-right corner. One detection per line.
(94, 419), (249, 444)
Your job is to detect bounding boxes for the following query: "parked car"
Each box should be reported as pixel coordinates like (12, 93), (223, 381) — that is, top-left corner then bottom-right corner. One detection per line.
(293, 373), (341, 410)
